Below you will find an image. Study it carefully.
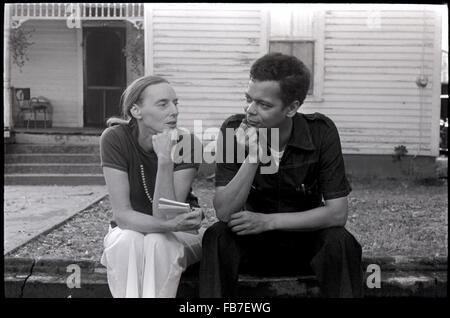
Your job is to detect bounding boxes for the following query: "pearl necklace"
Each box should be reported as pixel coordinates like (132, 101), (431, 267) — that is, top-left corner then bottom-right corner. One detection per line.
(139, 164), (153, 204)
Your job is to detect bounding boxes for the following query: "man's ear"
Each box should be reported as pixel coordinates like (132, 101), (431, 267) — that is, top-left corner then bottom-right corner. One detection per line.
(130, 104), (142, 119)
(286, 100), (301, 118)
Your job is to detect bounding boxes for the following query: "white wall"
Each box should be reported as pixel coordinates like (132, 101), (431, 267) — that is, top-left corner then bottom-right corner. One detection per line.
(145, 4), (264, 133)
(10, 20), (83, 127)
(145, 4), (442, 157)
(301, 6), (442, 156)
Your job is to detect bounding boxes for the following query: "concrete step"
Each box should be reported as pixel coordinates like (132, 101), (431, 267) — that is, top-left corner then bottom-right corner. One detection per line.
(5, 154), (101, 164)
(5, 144), (100, 154)
(5, 163), (102, 174)
(3, 257), (447, 298)
(13, 132), (100, 145)
(4, 174), (105, 185)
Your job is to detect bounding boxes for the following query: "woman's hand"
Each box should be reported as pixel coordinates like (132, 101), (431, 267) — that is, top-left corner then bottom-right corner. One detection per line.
(168, 210), (202, 232)
(152, 129), (178, 164)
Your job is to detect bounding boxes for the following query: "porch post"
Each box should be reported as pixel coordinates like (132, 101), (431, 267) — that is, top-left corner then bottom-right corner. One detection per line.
(143, 3), (153, 75)
(4, 4), (12, 137)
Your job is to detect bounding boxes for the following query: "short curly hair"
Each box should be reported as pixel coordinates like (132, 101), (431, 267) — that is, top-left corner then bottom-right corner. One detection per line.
(249, 53), (311, 107)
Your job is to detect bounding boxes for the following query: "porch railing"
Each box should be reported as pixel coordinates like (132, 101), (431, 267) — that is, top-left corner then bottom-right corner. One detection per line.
(10, 3), (144, 28)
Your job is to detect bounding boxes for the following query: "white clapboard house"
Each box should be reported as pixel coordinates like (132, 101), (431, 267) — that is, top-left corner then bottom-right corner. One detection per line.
(3, 3), (446, 178)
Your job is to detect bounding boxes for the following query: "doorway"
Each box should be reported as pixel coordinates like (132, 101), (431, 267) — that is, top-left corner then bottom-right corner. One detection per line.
(83, 27), (126, 127)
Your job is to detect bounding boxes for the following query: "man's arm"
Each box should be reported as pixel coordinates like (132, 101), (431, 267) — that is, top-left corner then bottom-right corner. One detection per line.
(214, 117), (261, 222)
(268, 196), (348, 230)
(213, 156), (259, 222)
(227, 196), (348, 235)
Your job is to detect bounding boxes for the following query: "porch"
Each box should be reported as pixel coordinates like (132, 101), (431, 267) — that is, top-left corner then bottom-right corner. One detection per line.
(13, 127), (104, 136)
(5, 127), (104, 186)
(7, 127), (104, 148)
(4, 3), (144, 133)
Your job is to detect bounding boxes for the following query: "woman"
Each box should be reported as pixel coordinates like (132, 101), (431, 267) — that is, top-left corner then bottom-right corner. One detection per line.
(99, 75), (204, 298)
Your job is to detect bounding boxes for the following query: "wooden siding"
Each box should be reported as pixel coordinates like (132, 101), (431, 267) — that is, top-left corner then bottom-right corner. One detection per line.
(11, 5), (440, 158)
(300, 7), (441, 156)
(147, 6), (264, 134)
(10, 20), (82, 127)
(146, 5), (441, 156)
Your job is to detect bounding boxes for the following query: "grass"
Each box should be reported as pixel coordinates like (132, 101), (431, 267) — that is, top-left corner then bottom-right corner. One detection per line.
(345, 178), (447, 257)
(7, 177), (448, 261)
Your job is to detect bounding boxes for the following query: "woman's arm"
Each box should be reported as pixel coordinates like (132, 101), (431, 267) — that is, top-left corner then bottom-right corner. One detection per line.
(152, 163), (198, 218)
(103, 167), (200, 234)
(150, 130), (199, 218)
(151, 161), (175, 219)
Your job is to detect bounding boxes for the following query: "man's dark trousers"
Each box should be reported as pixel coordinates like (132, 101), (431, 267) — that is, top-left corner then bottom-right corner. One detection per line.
(199, 221), (364, 298)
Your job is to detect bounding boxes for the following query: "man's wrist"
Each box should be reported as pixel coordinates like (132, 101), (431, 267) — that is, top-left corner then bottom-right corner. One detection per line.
(244, 155), (260, 166)
(265, 213), (277, 231)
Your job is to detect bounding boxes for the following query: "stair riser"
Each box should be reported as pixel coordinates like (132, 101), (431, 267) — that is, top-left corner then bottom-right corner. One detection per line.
(5, 154), (101, 164)
(4, 276), (446, 298)
(5, 165), (102, 174)
(4, 176), (105, 185)
(14, 133), (100, 145)
(6, 144), (100, 154)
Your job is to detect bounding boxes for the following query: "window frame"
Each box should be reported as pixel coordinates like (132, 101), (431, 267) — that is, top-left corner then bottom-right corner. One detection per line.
(269, 39), (315, 96)
(262, 9), (325, 103)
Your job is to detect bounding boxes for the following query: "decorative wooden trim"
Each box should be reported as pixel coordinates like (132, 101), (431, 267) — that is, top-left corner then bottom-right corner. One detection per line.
(76, 27), (84, 127)
(4, 4), (12, 130)
(431, 7), (443, 156)
(259, 8), (269, 57)
(312, 9), (325, 101)
(144, 4), (153, 76)
(10, 3), (144, 29)
(270, 36), (315, 42)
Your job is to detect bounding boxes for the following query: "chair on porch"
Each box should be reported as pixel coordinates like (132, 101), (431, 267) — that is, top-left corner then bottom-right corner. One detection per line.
(30, 96), (52, 128)
(13, 88), (52, 129)
(13, 88), (33, 129)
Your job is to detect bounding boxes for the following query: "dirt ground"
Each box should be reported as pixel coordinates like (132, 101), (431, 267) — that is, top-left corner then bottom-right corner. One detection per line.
(7, 177), (448, 260)
(3, 185), (106, 254)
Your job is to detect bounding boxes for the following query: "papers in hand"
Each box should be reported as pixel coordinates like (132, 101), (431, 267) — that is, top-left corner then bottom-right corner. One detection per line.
(158, 198), (190, 220)
(158, 198), (199, 235)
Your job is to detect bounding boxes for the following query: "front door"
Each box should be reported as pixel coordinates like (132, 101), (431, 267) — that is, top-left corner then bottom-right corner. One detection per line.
(83, 27), (126, 127)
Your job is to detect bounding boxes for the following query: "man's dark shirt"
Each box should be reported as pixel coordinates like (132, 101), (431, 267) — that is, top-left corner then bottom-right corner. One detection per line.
(215, 112), (352, 213)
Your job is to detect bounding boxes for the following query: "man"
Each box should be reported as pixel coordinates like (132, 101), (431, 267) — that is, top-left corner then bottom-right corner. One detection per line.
(199, 53), (363, 298)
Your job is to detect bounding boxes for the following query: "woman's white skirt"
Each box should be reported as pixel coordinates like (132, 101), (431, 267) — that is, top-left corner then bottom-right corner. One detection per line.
(100, 226), (205, 298)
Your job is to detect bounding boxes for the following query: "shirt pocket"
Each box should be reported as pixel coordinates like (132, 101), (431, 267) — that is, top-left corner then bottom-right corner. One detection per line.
(278, 162), (322, 210)
(278, 160), (317, 193)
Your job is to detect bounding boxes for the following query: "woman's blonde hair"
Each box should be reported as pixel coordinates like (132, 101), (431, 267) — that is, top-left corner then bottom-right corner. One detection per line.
(106, 75), (169, 127)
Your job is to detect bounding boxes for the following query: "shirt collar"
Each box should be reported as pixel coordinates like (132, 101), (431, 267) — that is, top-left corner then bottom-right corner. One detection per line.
(286, 113), (316, 151)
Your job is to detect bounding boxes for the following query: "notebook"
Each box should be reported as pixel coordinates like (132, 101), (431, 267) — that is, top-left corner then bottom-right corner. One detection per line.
(158, 198), (199, 234)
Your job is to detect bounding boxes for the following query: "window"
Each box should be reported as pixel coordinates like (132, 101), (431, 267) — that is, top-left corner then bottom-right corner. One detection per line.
(267, 6), (324, 99)
(269, 41), (314, 95)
